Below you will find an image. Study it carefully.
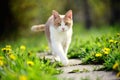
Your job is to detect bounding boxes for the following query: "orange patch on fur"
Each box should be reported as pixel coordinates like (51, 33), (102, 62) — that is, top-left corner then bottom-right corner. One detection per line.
(54, 16), (61, 28)
(64, 17), (72, 27)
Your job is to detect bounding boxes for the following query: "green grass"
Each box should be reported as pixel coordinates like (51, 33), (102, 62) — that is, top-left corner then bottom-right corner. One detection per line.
(0, 24), (120, 80)
(0, 44), (61, 80)
(0, 32), (59, 80)
(68, 24), (120, 77)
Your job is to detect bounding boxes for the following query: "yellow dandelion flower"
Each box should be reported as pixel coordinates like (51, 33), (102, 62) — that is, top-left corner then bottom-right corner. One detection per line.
(116, 72), (120, 77)
(27, 61), (34, 66)
(9, 54), (16, 60)
(104, 51), (109, 55)
(1, 48), (12, 53)
(102, 47), (110, 54)
(113, 62), (119, 70)
(19, 75), (27, 80)
(104, 48), (110, 52)
(0, 60), (4, 66)
(1, 45), (12, 53)
(109, 39), (114, 43)
(1, 48), (5, 51)
(6, 48), (12, 52)
(6, 45), (12, 52)
(0, 56), (4, 60)
(20, 45), (26, 51)
(95, 53), (102, 57)
(1, 48), (6, 52)
(6, 45), (11, 49)
(117, 33), (120, 36)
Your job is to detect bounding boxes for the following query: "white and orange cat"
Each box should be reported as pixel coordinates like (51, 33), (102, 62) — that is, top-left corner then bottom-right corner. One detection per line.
(31, 10), (73, 66)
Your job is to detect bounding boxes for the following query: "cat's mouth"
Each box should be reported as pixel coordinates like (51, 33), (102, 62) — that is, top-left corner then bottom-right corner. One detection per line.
(61, 27), (69, 32)
(58, 29), (66, 32)
(62, 28), (65, 31)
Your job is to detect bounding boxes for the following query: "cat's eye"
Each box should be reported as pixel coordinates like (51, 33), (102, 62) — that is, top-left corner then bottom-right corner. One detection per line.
(58, 23), (61, 26)
(65, 22), (69, 25)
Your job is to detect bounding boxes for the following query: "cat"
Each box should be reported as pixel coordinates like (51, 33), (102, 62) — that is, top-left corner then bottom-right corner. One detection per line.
(31, 10), (73, 66)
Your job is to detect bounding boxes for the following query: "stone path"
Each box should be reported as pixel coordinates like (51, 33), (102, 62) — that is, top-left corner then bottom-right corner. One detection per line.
(57, 59), (118, 80)
(37, 53), (120, 80)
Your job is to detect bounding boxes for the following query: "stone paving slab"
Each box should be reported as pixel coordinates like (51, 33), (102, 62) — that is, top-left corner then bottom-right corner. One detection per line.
(58, 71), (118, 80)
(58, 65), (103, 73)
(68, 59), (82, 65)
(57, 64), (119, 80)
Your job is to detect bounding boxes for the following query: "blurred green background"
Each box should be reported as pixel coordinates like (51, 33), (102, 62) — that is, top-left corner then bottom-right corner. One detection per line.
(0, 0), (120, 40)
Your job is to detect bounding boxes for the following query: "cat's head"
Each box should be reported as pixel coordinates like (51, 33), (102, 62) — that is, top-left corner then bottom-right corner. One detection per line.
(52, 10), (73, 32)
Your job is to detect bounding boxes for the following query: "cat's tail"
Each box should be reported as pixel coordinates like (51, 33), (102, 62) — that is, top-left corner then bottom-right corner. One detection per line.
(31, 24), (45, 32)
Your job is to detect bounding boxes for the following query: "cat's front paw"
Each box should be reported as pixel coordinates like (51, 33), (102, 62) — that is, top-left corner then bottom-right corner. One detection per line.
(61, 59), (69, 66)
(54, 56), (61, 62)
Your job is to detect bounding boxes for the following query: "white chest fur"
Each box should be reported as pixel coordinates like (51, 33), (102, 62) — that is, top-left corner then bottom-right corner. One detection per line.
(50, 25), (72, 43)
(49, 25), (72, 65)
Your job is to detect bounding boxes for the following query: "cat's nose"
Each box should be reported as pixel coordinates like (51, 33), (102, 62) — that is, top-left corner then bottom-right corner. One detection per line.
(62, 28), (65, 31)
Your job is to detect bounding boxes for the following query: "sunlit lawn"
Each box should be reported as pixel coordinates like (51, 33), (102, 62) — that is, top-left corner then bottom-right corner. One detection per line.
(0, 24), (120, 80)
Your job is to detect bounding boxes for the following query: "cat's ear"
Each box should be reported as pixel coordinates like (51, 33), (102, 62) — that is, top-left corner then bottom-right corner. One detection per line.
(65, 10), (72, 19)
(52, 10), (59, 19)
